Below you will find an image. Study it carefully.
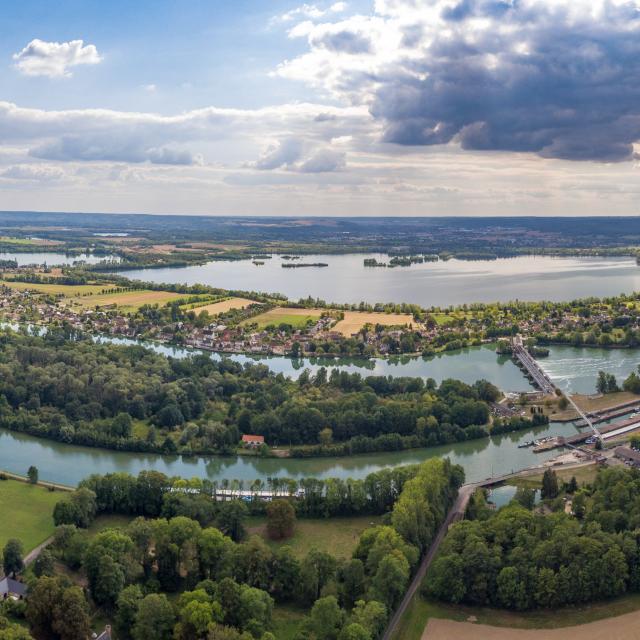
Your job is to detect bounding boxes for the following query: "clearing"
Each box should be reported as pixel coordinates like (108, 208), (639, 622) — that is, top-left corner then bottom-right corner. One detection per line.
(0, 478), (60, 552)
(333, 311), (414, 336)
(188, 297), (257, 316)
(245, 307), (327, 330)
(246, 515), (383, 560)
(424, 608), (640, 640)
(396, 592), (640, 640)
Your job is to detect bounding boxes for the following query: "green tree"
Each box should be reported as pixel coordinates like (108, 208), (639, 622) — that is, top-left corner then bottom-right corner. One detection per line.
(33, 549), (55, 578)
(309, 596), (345, 640)
(52, 586), (91, 640)
(369, 551), (410, 610)
(115, 585), (143, 640)
(266, 499), (296, 540)
(27, 466), (38, 484)
(132, 594), (176, 640)
(2, 539), (23, 577)
(541, 469), (559, 500)
(217, 501), (248, 542)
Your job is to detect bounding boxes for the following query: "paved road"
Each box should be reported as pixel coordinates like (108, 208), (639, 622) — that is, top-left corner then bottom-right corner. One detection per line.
(381, 483), (478, 640)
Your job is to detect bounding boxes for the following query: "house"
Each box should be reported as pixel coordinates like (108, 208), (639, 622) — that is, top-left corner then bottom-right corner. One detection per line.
(0, 577), (27, 599)
(241, 434), (265, 448)
(615, 446), (640, 466)
(93, 625), (112, 640)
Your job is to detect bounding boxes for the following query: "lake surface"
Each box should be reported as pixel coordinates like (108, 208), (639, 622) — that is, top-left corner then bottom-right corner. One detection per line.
(0, 251), (119, 266)
(118, 254), (640, 307)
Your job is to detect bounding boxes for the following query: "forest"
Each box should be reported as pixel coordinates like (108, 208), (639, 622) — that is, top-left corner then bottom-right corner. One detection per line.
(2, 459), (463, 640)
(0, 329), (540, 456)
(426, 467), (640, 610)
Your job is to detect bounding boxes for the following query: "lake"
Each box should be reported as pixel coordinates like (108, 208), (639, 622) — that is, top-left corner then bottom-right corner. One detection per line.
(118, 254), (640, 307)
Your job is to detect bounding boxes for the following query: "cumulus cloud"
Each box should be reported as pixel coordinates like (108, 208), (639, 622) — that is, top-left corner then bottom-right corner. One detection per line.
(0, 100), (369, 167)
(13, 39), (102, 77)
(298, 148), (346, 172)
(278, 0), (640, 162)
(0, 164), (65, 181)
(251, 138), (346, 172)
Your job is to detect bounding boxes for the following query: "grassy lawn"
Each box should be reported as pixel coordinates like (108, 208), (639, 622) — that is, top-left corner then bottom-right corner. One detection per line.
(271, 605), (307, 640)
(393, 592), (640, 640)
(246, 515), (384, 560)
(510, 463), (599, 489)
(0, 479), (61, 551)
(87, 513), (135, 536)
(245, 307), (325, 329)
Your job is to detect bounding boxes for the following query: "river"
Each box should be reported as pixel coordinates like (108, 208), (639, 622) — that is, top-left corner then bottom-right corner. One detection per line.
(0, 420), (581, 488)
(117, 254), (640, 307)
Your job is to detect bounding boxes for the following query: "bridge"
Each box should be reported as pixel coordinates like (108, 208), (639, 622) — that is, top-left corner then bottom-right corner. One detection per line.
(511, 336), (556, 394)
(511, 336), (601, 438)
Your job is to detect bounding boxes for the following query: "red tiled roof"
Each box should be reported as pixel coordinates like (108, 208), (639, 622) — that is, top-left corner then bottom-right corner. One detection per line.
(242, 434), (264, 443)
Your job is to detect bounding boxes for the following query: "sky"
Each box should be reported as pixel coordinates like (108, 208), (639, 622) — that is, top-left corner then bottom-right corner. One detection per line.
(2, 0), (640, 217)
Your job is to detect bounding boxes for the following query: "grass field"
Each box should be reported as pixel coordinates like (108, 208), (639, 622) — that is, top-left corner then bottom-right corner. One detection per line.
(0, 479), (60, 551)
(245, 307), (326, 329)
(272, 605), (307, 639)
(333, 311), (414, 336)
(246, 515), (384, 559)
(510, 463), (599, 489)
(188, 297), (257, 316)
(394, 592), (640, 640)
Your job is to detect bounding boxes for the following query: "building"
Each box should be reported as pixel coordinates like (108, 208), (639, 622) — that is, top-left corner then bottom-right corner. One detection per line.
(241, 434), (265, 448)
(614, 446), (640, 466)
(93, 625), (112, 640)
(0, 577), (27, 599)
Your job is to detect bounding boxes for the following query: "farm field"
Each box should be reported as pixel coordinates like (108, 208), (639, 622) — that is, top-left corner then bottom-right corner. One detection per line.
(0, 478), (60, 552)
(333, 310), (414, 336)
(245, 306), (327, 329)
(70, 289), (199, 311)
(189, 297), (257, 316)
(246, 514), (384, 559)
(0, 279), (107, 296)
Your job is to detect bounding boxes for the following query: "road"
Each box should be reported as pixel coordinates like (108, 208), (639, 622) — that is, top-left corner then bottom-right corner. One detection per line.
(381, 483), (478, 640)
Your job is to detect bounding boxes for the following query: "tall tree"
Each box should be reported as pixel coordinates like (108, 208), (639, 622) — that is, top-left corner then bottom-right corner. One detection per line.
(2, 539), (23, 577)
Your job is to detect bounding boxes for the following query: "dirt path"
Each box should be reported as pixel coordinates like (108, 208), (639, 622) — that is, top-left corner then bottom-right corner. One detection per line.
(423, 613), (640, 640)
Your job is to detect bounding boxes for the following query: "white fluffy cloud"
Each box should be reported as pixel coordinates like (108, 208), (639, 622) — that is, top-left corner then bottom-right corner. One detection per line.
(13, 39), (102, 77)
(275, 2), (347, 23)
